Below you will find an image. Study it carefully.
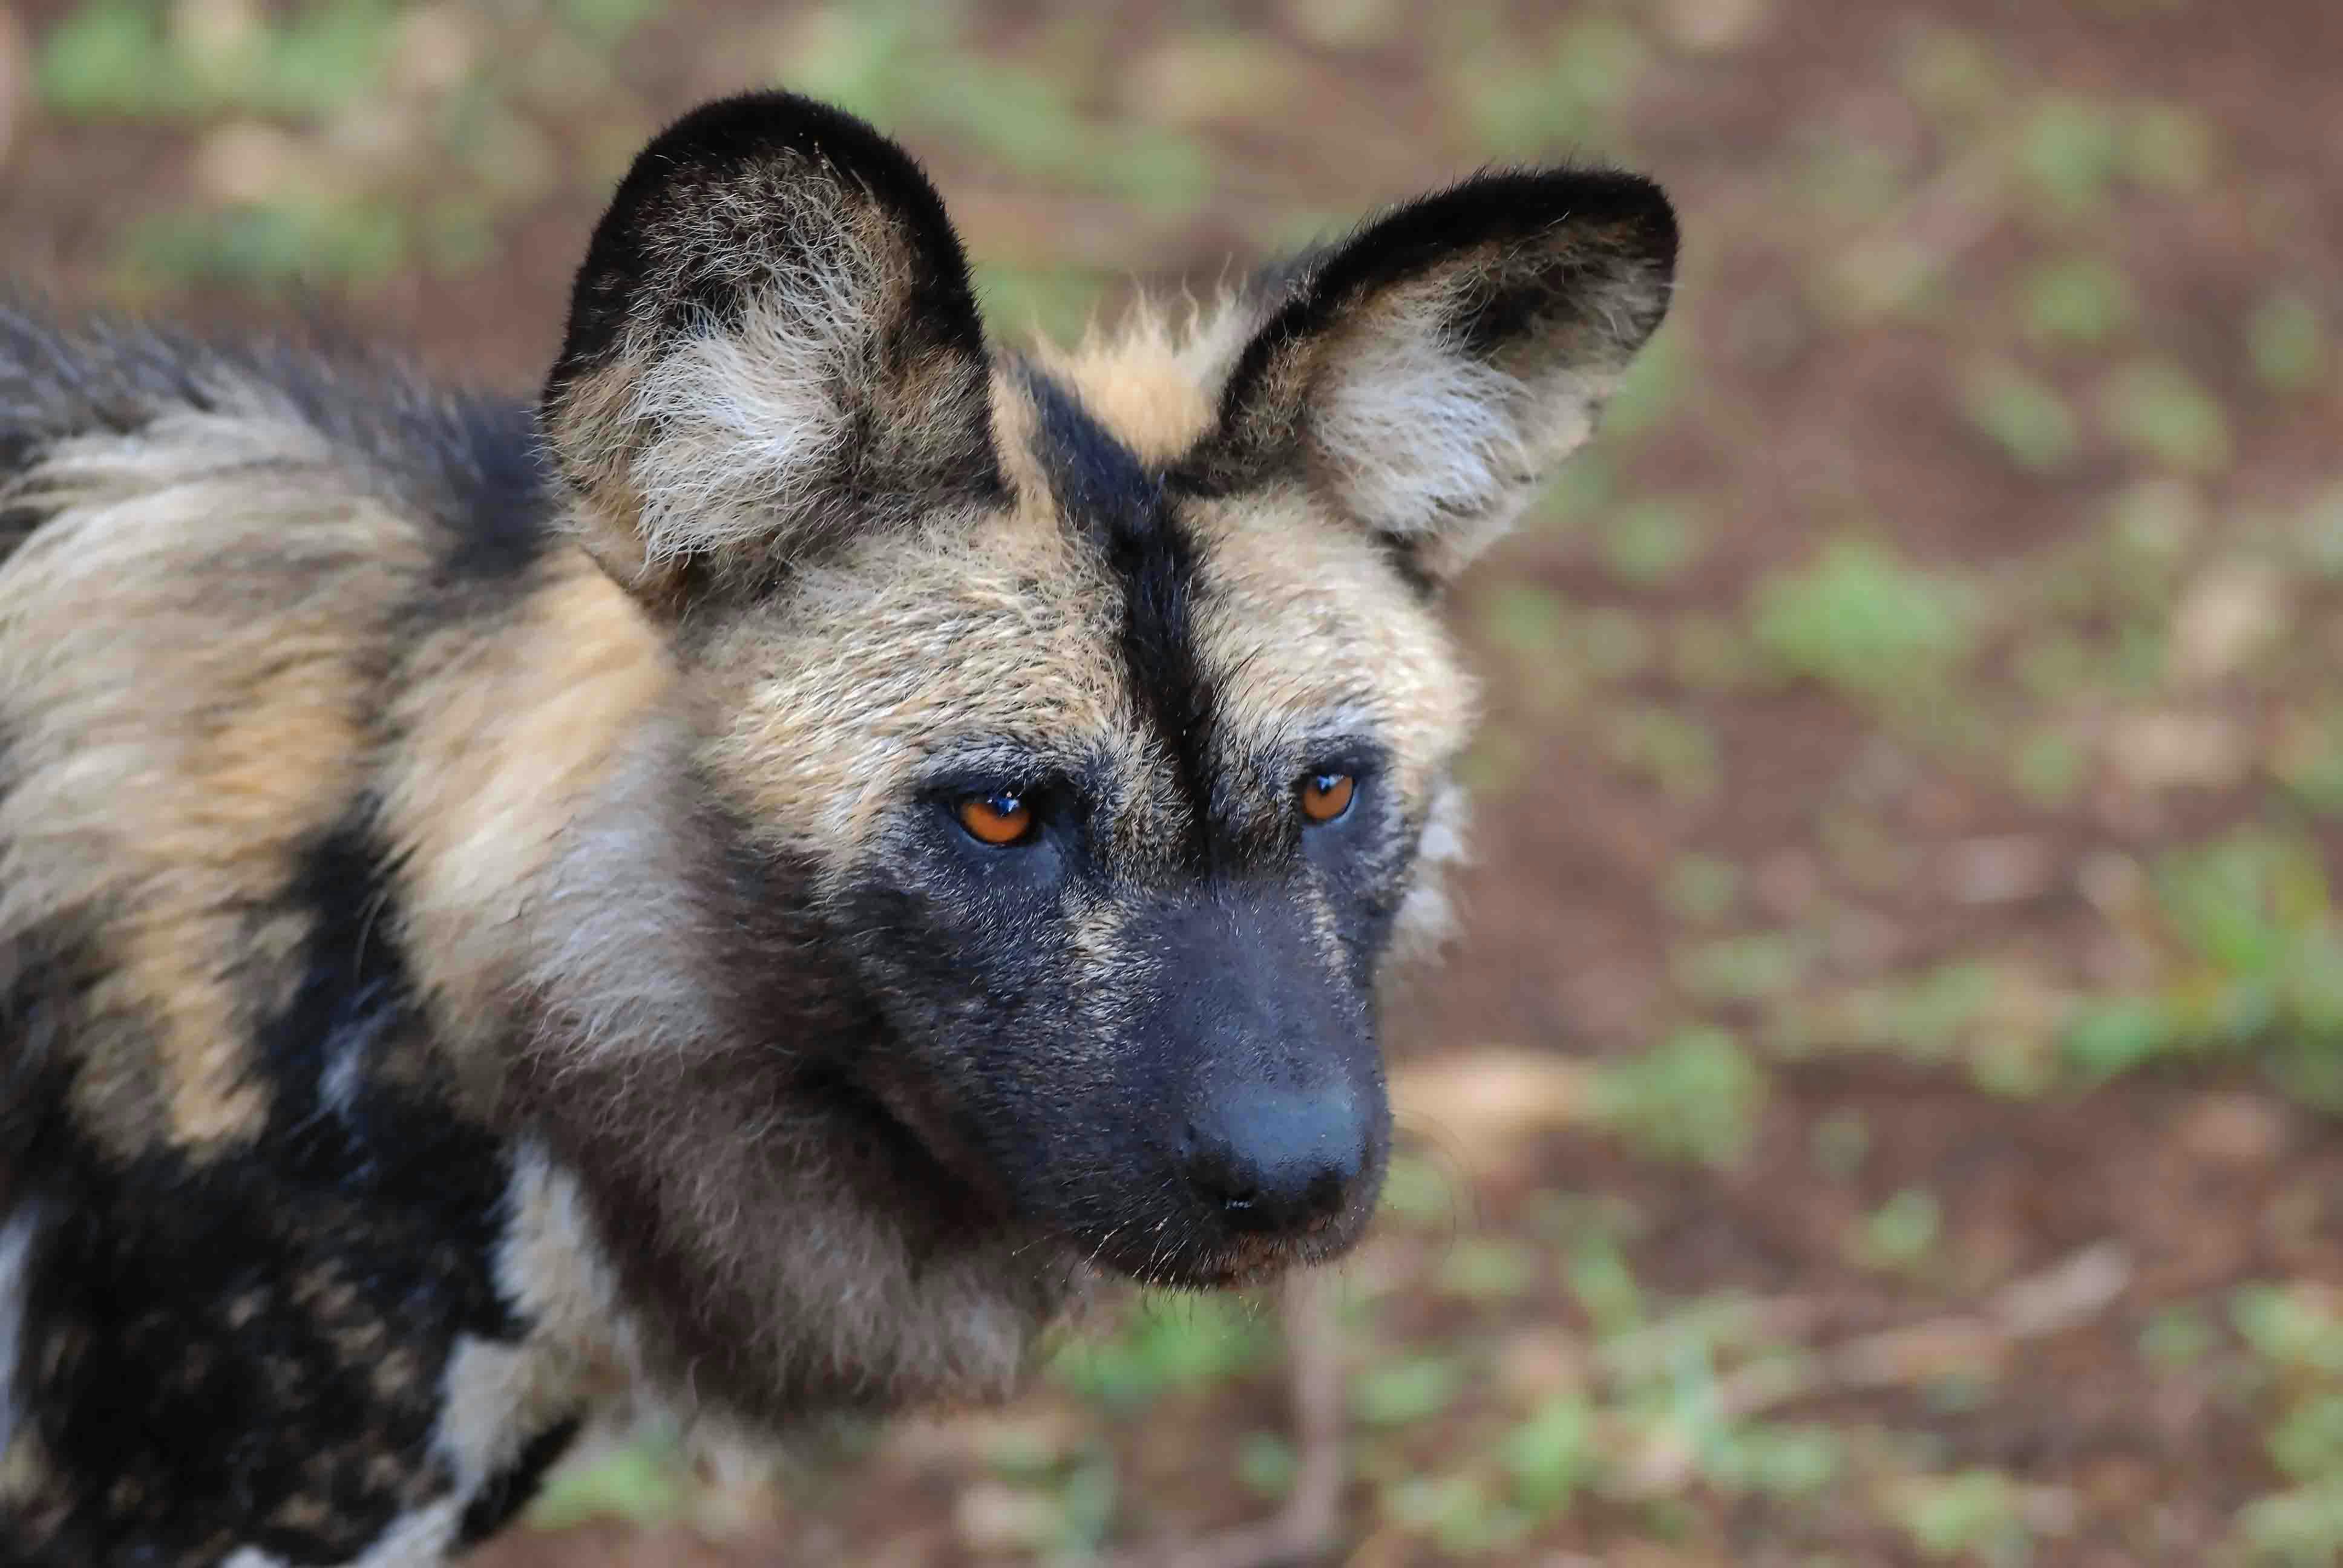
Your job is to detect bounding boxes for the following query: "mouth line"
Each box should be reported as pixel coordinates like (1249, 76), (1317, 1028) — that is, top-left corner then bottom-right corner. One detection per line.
(821, 1056), (1386, 1284)
(1078, 1213), (1370, 1291)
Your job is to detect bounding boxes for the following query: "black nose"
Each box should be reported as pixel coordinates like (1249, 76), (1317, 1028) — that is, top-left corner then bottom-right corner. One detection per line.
(1184, 1085), (1368, 1235)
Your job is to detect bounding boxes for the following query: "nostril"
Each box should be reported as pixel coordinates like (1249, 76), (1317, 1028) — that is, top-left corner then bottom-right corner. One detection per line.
(1182, 1135), (1262, 1212)
(1182, 1088), (1366, 1236)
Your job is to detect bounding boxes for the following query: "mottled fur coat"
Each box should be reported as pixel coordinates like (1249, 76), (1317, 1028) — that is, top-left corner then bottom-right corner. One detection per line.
(0, 91), (1676, 1564)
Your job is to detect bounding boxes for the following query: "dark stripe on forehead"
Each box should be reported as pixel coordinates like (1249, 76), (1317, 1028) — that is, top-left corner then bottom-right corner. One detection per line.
(1021, 367), (1217, 869)
(1021, 364), (1160, 537)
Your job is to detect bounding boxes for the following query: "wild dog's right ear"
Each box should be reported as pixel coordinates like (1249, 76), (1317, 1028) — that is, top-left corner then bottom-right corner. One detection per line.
(540, 91), (1002, 610)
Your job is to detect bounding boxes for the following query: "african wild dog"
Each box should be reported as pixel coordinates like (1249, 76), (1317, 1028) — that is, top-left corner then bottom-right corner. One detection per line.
(0, 91), (1677, 1564)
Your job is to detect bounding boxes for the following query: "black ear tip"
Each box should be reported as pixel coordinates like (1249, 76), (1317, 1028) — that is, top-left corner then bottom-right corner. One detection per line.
(1487, 164), (1681, 277)
(638, 88), (819, 151)
(595, 88), (952, 249)
(547, 87), (980, 400)
(1301, 163), (1681, 313)
(1580, 169), (1680, 273)
(626, 89), (917, 185)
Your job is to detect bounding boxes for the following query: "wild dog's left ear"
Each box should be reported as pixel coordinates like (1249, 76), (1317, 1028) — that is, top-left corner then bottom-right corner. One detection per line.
(1182, 168), (1679, 587)
(540, 91), (1002, 610)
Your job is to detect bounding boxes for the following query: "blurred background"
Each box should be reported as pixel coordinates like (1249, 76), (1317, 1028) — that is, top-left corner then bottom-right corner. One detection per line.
(5, 1), (2340, 1562)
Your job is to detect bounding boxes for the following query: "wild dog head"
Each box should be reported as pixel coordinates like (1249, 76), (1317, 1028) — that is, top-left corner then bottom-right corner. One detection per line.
(533, 91), (1675, 1381)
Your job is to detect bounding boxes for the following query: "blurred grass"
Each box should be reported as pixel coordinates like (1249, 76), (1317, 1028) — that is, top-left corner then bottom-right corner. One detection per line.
(38, 0), (402, 118)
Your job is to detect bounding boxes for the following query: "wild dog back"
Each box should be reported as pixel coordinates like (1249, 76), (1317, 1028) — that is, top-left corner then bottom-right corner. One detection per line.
(0, 92), (1675, 1564)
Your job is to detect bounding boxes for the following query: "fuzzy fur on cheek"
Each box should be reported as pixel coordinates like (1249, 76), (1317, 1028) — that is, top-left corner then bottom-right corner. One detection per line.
(519, 717), (736, 1069)
(511, 720), (1096, 1427)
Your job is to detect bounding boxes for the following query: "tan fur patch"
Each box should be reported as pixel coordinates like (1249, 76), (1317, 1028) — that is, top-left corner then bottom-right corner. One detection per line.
(1183, 489), (1478, 812)
(698, 501), (1136, 865)
(0, 1425), (52, 1509)
(380, 556), (673, 1085)
(544, 359), (657, 589)
(0, 397), (428, 1155)
(984, 364), (1051, 501)
(97, 919), (269, 1146)
(1025, 295), (1237, 465)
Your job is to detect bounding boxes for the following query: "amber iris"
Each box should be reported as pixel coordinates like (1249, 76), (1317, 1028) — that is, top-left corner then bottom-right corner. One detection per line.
(1300, 771), (1356, 823)
(957, 792), (1034, 845)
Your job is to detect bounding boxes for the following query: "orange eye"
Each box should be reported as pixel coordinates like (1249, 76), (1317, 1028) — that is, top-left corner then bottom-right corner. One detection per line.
(1299, 771), (1356, 824)
(957, 791), (1034, 846)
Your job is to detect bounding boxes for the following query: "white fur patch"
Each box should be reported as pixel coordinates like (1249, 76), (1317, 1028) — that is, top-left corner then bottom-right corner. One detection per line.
(1317, 324), (1533, 524)
(434, 1339), (543, 1494)
(1311, 307), (1601, 560)
(0, 1205), (42, 1454)
(522, 720), (728, 1068)
(318, 1007), (388, 1121)
(618, 214), (882, 567)
(346, 1497), (463, 1567)
(493, 1142), (638, 1378)
(1389, 778), (1472, 967)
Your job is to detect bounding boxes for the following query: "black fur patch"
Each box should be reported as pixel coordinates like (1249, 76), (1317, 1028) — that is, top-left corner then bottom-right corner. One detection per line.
(234, 339), (552, 594)
(1021, 368), (1222, 871)
(0, 301), (552, 593)
(0, 296), (223, 442)
(410, 391), (552, 592)
(4, 815), (522, 1565)
(17, 1154), (465, 1562)
(252, 815), (520, 1334)
(0, 500), (44, 566)
(1370, 529), (1441, 601)
(0, 426), (48, 567)
(0, 931), (88, 1215)
(454, 1416), (583, 1550)
(1021, 365), (1161, 539)
(436, 391), (552, 586)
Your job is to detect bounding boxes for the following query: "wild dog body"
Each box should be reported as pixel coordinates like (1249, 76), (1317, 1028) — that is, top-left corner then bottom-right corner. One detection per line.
(0, 94), (1676, 1564)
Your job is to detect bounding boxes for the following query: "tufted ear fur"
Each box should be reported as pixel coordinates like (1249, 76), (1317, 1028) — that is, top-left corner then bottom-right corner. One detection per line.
(1181, 168), (1679, 587)
(540, 91), (1004, 610)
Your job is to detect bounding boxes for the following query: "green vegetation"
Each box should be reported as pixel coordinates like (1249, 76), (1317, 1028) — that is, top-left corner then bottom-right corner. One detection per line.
(39, 0), (404, 119)
(1050, 1290), (1277, 1414)
(1959, 360), (2082, 470)
(1751, 538), (1976, 704)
